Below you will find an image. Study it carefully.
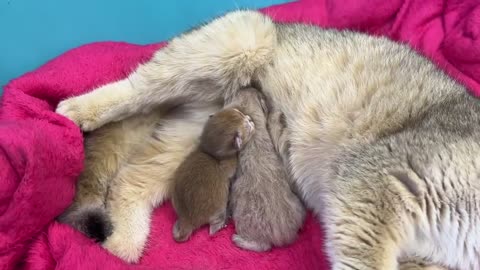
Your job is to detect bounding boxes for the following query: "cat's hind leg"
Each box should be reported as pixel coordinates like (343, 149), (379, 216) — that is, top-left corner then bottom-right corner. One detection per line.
(102, 110), (208, 263)
(56, 10), (276, 131)
(102, 171), (155, 263)
(102, 143), (192, 262)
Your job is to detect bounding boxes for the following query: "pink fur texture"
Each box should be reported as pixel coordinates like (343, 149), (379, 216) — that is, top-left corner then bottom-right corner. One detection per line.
(1, 0), (480, 269)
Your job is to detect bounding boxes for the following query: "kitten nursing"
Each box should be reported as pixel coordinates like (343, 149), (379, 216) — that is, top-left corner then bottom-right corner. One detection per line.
(228, 88), (306, 251)
(172, 106), (255, 242)
(59, 86), (303, 262)
(55, 9), (479, 270)
(59, 102), (222, 262)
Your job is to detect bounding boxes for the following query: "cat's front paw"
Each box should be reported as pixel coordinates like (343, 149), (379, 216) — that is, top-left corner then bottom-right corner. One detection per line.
(102, 234), (144, 264)
(56, 96), (103, 131)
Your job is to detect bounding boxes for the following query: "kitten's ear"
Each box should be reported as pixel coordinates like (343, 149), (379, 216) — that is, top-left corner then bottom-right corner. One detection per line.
(234, 131), (243, 150)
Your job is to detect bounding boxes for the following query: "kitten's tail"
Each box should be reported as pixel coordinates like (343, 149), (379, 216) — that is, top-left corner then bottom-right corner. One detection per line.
(58, 206), (113, 242)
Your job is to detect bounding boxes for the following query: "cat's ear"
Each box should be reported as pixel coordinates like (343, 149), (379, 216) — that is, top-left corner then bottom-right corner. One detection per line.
(234, 131), (243, 150)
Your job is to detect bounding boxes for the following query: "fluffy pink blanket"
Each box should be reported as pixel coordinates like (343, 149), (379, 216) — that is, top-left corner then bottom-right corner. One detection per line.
(1, 0), (479, 269)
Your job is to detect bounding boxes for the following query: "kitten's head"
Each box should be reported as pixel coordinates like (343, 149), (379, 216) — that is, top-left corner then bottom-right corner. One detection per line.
(200, 108), (255, 159)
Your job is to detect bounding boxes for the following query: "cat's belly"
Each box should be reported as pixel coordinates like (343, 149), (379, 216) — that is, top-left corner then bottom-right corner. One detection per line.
(285, 123), (344, 216)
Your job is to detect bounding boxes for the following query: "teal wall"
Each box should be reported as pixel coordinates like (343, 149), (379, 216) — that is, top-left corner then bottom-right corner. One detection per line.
(0, 0), (290, 93)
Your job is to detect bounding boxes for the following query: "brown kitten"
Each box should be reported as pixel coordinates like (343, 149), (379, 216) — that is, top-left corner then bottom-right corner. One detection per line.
(171, 107), (255, 242)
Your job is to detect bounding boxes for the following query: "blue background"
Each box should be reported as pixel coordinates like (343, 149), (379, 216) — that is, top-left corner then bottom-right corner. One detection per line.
(0, 0), (290, 93)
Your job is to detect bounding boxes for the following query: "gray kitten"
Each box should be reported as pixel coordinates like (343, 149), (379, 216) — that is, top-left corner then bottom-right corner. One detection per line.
(57, 10), (476, 269)
(227, 87), (306, 251)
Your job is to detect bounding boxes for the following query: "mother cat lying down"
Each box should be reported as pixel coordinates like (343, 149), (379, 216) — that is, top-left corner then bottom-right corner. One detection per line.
(56, 10), (480, 270)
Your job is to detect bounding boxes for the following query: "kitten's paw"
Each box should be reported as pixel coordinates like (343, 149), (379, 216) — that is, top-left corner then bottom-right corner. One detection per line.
(172, 220), (193, 242)
(232, 234), (271, 252)
(56, 96), (103, 131)
(209, 211), (227, 235)
(103, 234), (144, 264)
(209, 220), (227, 235)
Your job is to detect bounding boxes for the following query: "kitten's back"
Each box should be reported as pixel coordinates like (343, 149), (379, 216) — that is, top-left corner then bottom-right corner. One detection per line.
(172, 150), (230, 227)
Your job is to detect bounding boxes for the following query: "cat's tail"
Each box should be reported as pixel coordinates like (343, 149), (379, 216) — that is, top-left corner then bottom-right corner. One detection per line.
(58, 206), (113, 242)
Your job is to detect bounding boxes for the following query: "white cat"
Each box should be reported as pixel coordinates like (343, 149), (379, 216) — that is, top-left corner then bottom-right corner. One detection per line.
(57, 10), (478, 269)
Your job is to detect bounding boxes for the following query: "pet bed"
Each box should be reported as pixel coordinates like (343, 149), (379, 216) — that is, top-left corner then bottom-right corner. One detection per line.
(1, 0), (479, 269)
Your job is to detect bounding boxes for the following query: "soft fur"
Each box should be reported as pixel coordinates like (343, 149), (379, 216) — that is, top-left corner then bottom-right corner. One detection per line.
(227, 87), (306, 251)
(60, 102), (221, 262)
(2, 0), (480, 269)
(172, 107), (254, 242)
(56, 10), (480, 270)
